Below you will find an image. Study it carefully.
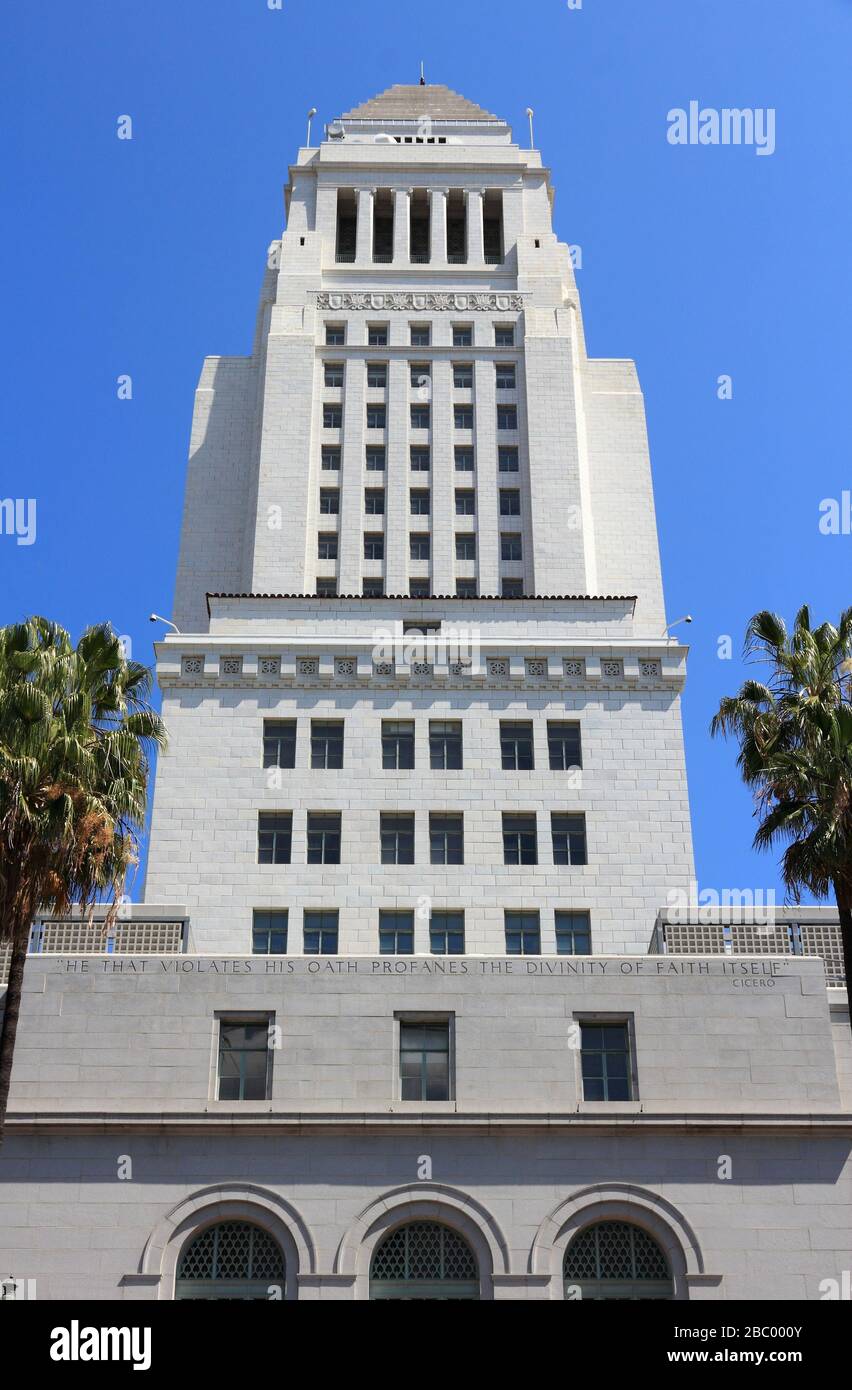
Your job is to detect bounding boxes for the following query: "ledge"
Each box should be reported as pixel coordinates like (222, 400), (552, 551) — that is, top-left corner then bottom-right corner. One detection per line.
(6, 1110), (852, 1138)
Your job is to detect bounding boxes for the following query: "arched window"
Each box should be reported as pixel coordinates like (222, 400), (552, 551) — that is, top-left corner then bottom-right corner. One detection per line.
(175, 1220), (285, 1300)
(370, 1220), (479, 1300)
(563, 1220), (673, 1300)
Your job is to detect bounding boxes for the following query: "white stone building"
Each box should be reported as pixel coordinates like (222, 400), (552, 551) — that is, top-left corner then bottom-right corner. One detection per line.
(1, 83), (850, 1303)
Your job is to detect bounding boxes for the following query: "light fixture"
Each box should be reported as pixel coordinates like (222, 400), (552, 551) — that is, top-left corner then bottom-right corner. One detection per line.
(149, 613), (180, 635)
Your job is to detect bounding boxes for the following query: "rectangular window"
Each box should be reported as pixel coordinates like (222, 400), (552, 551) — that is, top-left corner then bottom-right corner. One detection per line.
(380, 909), (414, 955)
(324, 362), (344, 388)
(304, 910), (339, 955)
(456, 579), (477, 597)
(499, 489), (521, 516)
(366, 446), (386, 471)
(429, 812), (464, 865)
(258, 812), (292, 864)
(367, 362), (388, 388)
(496, 364), (516, 390)
(317, 532), (338, 560)
(367, 404), (387, 429)
(411, 363), (430, 388)
(381, 812), (415, 865)
(364, 532), (385, 561)
(319, 488), (339, 515)
(498, 447), (519, 473)
(325, 324), (345, 346)
(217, 1019), (272, 1100)
(410, 324), (431, 347)
(410, 446), (431, 471)
(453, 325), (473, 347)
(504, 910), (541, 956)
(495, 325), (515, 347)
(580, 1022), (632, 1101)
(497, 405), (518, 430)
(500, 720), (534, 771)
(453, 363), (473, 389)
(429, 720), (463, 770)
(365, 488), (385, 515)
(306, 812), (341, 864)
(454, 406), (474, 430)
(410, 488), (430, 515)
(410, 533), (431, 561)
(310, 719), (344, 770)
(399, 1020), (451, 1100)
(316, 579), (337, 597)
(548, 722), (583, 771)
(362, 578), (384, 597)
(410, 404), (430, 429)
(408, 579), (430, 596)
(501, 533), (522, 561)
(368, 324), (388, 346)
(382, 720), (415, 770)
(502, 813), (537, 865)
(323, 404), (342, 429)
(322, 447), (341, 471)
(552, 813), (588, 865)
(252, 910), (288, 955)
(455, 489), (475, 516)
(430, 911), (465, 955)
(501, 578), (523, 597)
(556, 911), (591, 956)
(454, 447), (474, 472)
(263, 719), (295, 770)
(455, 534), (476, 561)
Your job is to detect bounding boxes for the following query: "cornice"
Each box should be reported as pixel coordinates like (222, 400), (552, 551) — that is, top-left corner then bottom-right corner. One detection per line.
(7, 1111), (852, 1138)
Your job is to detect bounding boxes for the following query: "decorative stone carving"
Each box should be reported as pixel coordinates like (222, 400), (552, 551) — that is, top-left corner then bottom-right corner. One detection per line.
(181, 656), (204, 676)
(563, 659), (585, 678)
(316, 291), (523, 313)
(259, 657), (281, 676)
(640, 660), (661, 678)
(601, 659), (623, 679)
(220, 656), (243, 676)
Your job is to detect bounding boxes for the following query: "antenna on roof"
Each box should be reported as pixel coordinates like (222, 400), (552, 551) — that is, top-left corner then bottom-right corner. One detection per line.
(419, 61), (426, 86)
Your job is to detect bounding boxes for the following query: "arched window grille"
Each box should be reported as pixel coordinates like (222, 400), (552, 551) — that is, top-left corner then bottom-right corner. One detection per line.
(563, 1220), (673, 1300)
(175, 1220), (285, 1300)
(370, 1220), (479, 1300)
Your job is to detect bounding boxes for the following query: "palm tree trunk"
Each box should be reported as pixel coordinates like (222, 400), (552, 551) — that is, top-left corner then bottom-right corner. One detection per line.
(832, 881), (852, 1038)
(0, 917), (29, 1147)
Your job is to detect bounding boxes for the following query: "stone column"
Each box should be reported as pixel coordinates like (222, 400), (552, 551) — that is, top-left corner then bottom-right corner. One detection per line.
(466, 189), (485, 265)
(429, 188), (447, 265)
(355, 188), (374, 265)
(393, 188), (411, 264)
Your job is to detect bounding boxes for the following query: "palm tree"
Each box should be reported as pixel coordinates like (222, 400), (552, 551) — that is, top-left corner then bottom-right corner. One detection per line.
(0, 618), (166, 1143)
(711, 606), (852, 1026)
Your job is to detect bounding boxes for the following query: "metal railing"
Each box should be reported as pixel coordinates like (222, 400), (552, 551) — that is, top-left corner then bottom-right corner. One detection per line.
(651, 919), (846, 988)
(1, 918), (188, 983)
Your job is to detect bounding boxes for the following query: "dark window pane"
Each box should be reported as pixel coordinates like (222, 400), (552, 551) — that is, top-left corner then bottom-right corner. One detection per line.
(263, 720), (296, 769)
(500, 721), (534, 771)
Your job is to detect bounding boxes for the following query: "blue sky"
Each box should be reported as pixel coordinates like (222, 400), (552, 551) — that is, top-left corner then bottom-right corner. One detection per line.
(1, 0), (849, 904)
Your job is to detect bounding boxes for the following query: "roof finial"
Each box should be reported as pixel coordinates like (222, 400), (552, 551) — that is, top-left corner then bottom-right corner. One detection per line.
(419, 61), (425, 86)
